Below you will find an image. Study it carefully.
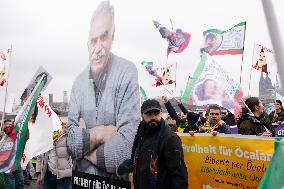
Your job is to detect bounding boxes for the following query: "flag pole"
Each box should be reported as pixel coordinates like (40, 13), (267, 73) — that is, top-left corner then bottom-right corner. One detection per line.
(0, 46), (12, 132)
(239, 21), (247, 86)
(261, 0), (284, 88)
(248, 43), (256, 96)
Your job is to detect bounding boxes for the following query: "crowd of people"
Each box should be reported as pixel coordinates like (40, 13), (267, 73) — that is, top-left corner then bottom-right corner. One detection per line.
(1, 96), (283, 189)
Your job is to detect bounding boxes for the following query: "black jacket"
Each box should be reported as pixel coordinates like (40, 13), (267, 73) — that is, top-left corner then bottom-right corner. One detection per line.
(238, 113), (275, 136)
(164, 101), (199, 131)
(133, 119), (188, 189)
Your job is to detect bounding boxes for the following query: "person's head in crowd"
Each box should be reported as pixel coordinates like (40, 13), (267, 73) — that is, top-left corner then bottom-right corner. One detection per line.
(88, 0), (115, 75)
(245, 97), (264, 117)
(3, 119), (13, 134)
(274, 100), (283, 111)
(237, 106), (247, 118)
(205, 112), (209, 120)
(208, 105), (222, 124)
(4, 119), (12, 129)
(141, 99), (162, 128)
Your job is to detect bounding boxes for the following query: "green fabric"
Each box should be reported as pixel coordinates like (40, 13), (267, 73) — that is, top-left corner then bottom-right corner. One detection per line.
(178, 123), (187, 129)
(258, 137), (284, 189)
(139, 86), (148, 100)
(0, 172), (7, 189)
(14, 76), (47, 170)
(181, 52), (207, 104)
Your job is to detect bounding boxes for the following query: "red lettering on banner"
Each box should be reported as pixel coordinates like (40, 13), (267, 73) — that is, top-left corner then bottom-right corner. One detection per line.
(37, 94), (53, 117)
(44, 105), (52, 117)
(37, 95), (45, 108)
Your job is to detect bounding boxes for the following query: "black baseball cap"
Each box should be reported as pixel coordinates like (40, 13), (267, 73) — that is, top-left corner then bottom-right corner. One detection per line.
(141, 99), (162, 114)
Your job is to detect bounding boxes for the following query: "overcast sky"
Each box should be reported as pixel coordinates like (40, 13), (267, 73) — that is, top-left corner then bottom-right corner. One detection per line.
(0, 0), (283, 103)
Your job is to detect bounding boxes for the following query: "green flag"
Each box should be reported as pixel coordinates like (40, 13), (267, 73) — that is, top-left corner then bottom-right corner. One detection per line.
(258, 137), (284, 189)
(139, 86), (148, 100)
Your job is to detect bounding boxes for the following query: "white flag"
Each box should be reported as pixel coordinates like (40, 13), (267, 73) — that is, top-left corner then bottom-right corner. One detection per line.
(0, 48), (12, 87)
(21, 93), (61, 168)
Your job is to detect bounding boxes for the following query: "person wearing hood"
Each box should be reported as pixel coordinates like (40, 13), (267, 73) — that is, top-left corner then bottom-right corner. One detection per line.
(238, 97), (275, 136)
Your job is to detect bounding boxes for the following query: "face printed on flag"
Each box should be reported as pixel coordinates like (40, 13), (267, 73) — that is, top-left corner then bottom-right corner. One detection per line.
(192, 77), (235, 111)
(182, 53), (243, 115)
(200, 22), (246, 55)
(153, 20), (191, 55)
(252, 44), (276, 74)
(20, 66), (52, 104)
(201, 33), (222, 54)
(0, 65), (6, 86)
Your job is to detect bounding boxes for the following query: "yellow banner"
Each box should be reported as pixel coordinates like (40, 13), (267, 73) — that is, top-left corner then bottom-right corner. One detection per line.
(180, 134), (277, 189)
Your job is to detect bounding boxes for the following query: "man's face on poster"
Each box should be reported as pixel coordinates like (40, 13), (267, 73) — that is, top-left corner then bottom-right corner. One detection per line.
(204, 79), (223, 99)
(258, 51), (267, 66)
(88, 12), (114, 72)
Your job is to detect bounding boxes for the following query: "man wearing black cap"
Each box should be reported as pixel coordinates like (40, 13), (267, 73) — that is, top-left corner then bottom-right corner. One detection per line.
(118, 99), (188, 189)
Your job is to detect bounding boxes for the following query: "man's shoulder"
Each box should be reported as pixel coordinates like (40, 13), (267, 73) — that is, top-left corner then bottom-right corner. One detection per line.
(72, 66), (90, 86)
(111, 54), (137, 71)
(163, 124), (181, 143)
(239, 119), (253, 128)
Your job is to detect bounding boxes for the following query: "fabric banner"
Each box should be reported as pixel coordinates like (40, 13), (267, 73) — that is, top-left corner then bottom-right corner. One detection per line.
(182, 53), (243, 115)
(200, 22), (246, 56)
(274, 124), (284, 137)
(153, 20), (190, 55)
(20, 66), (52, 104)
(180, 134), (277, 189)
(252, 43), (276, 74)
(0, 75), (47, 173)
(21, 93), (62, 168)
(258, 138), (284, 189)
(141, 61), (176, 87)
(72, 170), (131, 189)
(139, 86), (148, 101)
(0, 48), (12, 87)
(0, 92), (14, 113)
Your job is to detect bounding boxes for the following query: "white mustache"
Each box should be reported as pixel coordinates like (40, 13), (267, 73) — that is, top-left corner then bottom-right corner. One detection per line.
(94, 54), (104, 61)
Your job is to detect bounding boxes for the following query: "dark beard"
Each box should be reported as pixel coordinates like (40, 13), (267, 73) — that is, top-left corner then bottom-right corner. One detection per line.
(148, 120), (159, 128)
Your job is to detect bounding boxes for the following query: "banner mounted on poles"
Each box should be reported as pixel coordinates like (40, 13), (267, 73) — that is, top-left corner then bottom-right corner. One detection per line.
(182, 53), (243, 115)
(180, 134), (278, 189)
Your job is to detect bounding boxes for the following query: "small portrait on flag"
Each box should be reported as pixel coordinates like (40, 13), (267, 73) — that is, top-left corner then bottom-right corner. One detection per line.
(159, 27), (189, 52)
(252, 47), (268, 73)
(0, 64), (6, 86)
(153, 20), (190, 54)
(20, 66), (52, 104)
(192, 77), (235, 111)
(201, 33), (222, 54)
